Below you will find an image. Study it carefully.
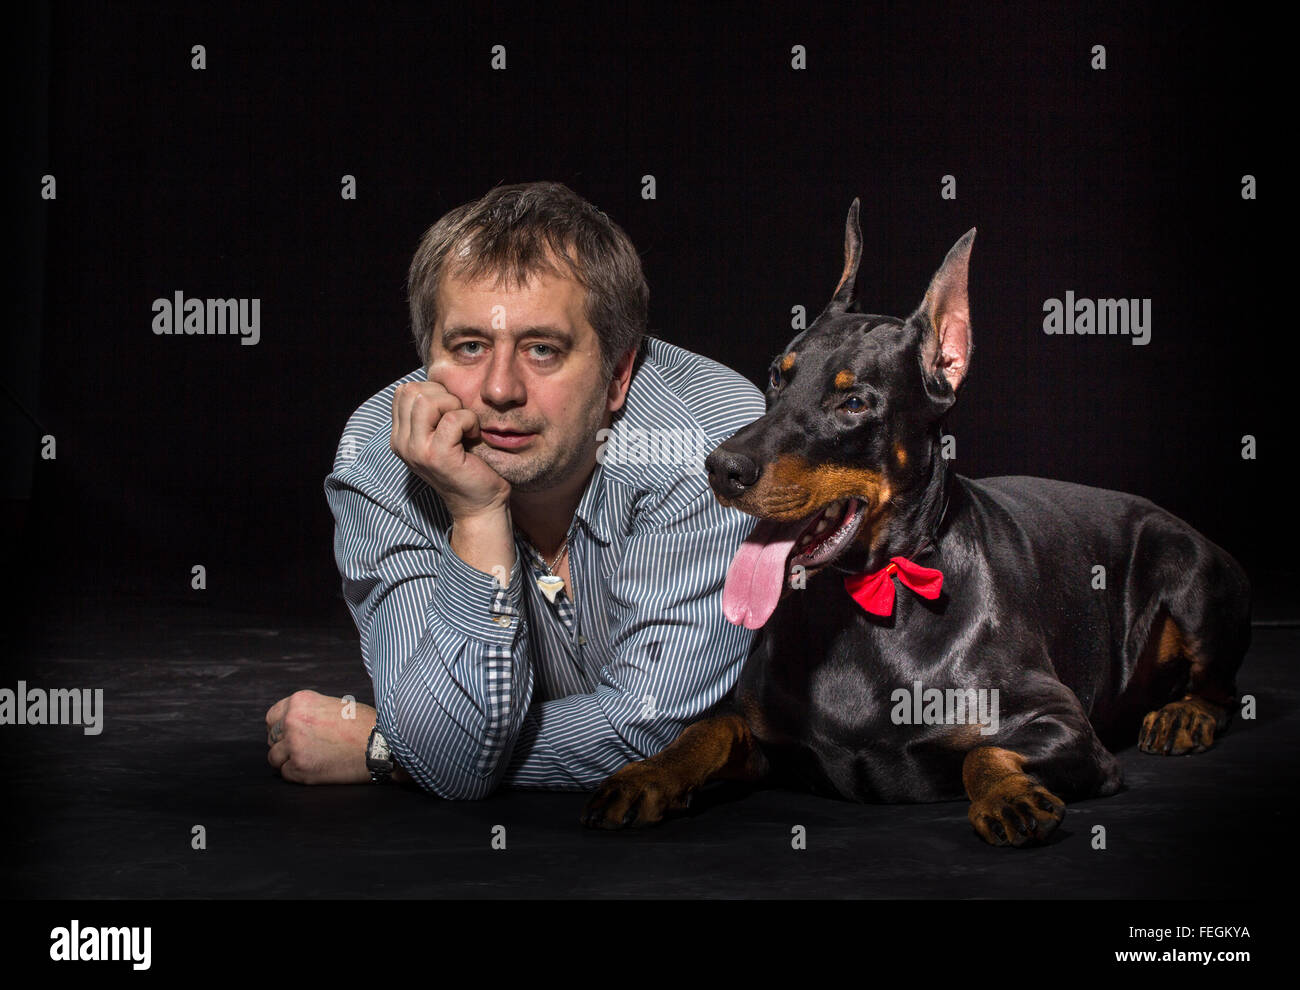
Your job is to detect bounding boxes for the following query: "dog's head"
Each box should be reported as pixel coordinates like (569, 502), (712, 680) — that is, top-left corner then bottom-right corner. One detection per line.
(707, 200), (975, 628)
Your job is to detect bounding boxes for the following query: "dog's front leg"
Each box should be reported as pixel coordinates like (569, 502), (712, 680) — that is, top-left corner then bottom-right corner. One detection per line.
(581, 712), (768, 829)
(962, 691), (1123, 848)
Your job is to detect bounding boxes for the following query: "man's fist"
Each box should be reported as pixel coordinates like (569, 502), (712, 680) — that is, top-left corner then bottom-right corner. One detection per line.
(390, 380), (511, 520)
(265, 690), (376, 785)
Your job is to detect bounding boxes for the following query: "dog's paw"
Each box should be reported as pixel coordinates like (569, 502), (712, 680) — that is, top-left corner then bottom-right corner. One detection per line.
(580, 760), (693, 830)
(1139, 696), (1225, 755)
(968, 775), (1065, 847)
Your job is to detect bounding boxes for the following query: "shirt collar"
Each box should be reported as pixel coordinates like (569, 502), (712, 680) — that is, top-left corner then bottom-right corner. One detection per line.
(571, 460), (611, 545)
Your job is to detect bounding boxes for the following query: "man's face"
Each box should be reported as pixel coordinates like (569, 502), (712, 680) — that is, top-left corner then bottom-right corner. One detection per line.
(427, 266), (628, 493)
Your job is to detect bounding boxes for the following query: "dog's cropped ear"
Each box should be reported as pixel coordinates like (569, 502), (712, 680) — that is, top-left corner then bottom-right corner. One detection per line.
(828, 198), (863, 310)
(913, 227), (976, 393)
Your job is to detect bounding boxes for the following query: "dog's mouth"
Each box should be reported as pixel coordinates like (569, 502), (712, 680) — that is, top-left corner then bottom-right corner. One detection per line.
(723, 498), (864, 630)
(791, 498), (864, 566)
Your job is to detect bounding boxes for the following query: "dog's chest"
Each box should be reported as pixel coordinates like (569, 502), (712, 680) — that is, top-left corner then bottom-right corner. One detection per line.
(738, 585), (947, 741)
(734, 574), (996, 800)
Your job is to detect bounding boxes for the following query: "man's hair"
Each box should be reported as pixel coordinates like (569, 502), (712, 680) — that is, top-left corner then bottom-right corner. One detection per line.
(407, 182), (649, 381)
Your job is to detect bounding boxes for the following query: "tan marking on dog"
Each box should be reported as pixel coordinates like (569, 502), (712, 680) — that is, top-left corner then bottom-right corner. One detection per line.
(963, 746), (1065, 846)
(834, 369), (855, 389)
(1140, 695), (1227, 754)
(1134, 608), (1204, 681)
(582, 713), (766, 829)
(1151, 612), (1188, 665)
(720, 455), (891, 521)
(893, 442), (907, 468)
(1143, 610), (1228, 703)
(962, 746), (1027, 799)
(780, 352), (797, 373)
(1131, 608), (1234, 750)
(652, 712), (763, 783)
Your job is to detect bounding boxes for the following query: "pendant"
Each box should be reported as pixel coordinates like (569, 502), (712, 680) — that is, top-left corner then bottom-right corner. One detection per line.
(537, 574), (565, 603)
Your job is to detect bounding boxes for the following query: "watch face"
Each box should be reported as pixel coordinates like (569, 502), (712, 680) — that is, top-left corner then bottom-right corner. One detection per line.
(368, 730), (391, 764)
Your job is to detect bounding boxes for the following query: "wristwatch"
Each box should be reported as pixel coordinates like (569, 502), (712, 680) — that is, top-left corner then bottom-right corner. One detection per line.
(365, 726), (396, 783)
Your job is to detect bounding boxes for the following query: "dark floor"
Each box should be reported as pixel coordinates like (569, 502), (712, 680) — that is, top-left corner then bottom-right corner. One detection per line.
(2, 594), (1295, 899)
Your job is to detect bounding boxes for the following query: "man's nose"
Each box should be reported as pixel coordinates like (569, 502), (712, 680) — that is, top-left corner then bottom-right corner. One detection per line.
(482, 348), (526, 407)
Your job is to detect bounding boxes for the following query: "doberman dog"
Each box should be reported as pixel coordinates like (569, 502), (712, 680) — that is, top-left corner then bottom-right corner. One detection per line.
(581, 199), (1252, 845)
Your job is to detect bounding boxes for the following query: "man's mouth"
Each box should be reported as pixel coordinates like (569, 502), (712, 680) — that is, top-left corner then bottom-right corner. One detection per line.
(722, 498), (864, 630)
(479, 427), (538, 450)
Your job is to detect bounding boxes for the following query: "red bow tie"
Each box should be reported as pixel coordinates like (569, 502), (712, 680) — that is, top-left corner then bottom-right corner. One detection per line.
(844, 557), (943, 616)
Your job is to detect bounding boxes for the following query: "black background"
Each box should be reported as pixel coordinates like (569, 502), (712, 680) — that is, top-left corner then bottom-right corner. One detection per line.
(7, 1), (1288, 627)
(1, 1), (1294, 942)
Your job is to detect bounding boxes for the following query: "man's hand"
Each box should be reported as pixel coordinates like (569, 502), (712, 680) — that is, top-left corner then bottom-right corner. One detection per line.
(390, 380), (511, 519)
(265, 690), (375, 785)
(390, 379), (517, 581)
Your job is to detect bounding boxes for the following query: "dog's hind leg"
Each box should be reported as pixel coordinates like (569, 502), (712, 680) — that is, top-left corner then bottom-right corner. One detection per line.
(580, 712), (769, 829)
(1136, 540), (1251, 756)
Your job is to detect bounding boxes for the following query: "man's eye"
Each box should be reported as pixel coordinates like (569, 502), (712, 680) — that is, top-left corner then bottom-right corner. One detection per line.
(840, 396), (867, 412)
(529, 344), (557, 359)
(457, 341), (485, 356)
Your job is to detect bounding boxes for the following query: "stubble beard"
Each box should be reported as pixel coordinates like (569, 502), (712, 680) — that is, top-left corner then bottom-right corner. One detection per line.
(472, 393), (609, 493)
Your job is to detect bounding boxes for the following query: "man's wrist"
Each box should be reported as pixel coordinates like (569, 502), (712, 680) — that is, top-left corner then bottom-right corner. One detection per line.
(449, 507), (516, 585)
(366, 725), (397, 783)
(430, 530), (524, 641)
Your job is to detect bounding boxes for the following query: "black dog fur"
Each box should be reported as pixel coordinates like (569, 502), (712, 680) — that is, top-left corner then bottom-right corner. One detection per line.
(581, 201), (1250, 846)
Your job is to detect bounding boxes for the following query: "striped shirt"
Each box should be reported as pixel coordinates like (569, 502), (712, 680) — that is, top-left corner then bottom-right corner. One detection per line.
(324, 337), (765, 798)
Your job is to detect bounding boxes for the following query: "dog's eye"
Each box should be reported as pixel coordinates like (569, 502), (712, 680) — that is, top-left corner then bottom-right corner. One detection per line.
(840, 396), (867, 413)
(769, 368), (783, 389)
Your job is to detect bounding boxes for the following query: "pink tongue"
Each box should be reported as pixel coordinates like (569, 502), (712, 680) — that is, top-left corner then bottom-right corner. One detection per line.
(723, 516), (808, 629)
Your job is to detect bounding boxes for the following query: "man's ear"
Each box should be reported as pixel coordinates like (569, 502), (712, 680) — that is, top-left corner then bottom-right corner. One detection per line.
(605, 345), (638, 413)
(912, 227), (976, 392)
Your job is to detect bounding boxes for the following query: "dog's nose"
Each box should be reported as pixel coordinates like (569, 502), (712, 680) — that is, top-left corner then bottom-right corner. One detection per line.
(705, 448), (760, 498)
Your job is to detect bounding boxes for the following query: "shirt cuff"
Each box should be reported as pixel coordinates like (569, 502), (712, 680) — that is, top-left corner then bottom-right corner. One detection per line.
(429, 529), (525, 643)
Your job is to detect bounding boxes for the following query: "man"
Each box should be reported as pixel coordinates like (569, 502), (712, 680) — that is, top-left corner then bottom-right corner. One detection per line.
(265, 181), (764, 797)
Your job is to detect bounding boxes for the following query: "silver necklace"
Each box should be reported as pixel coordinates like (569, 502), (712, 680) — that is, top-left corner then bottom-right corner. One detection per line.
(523, 531), (570, 603)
